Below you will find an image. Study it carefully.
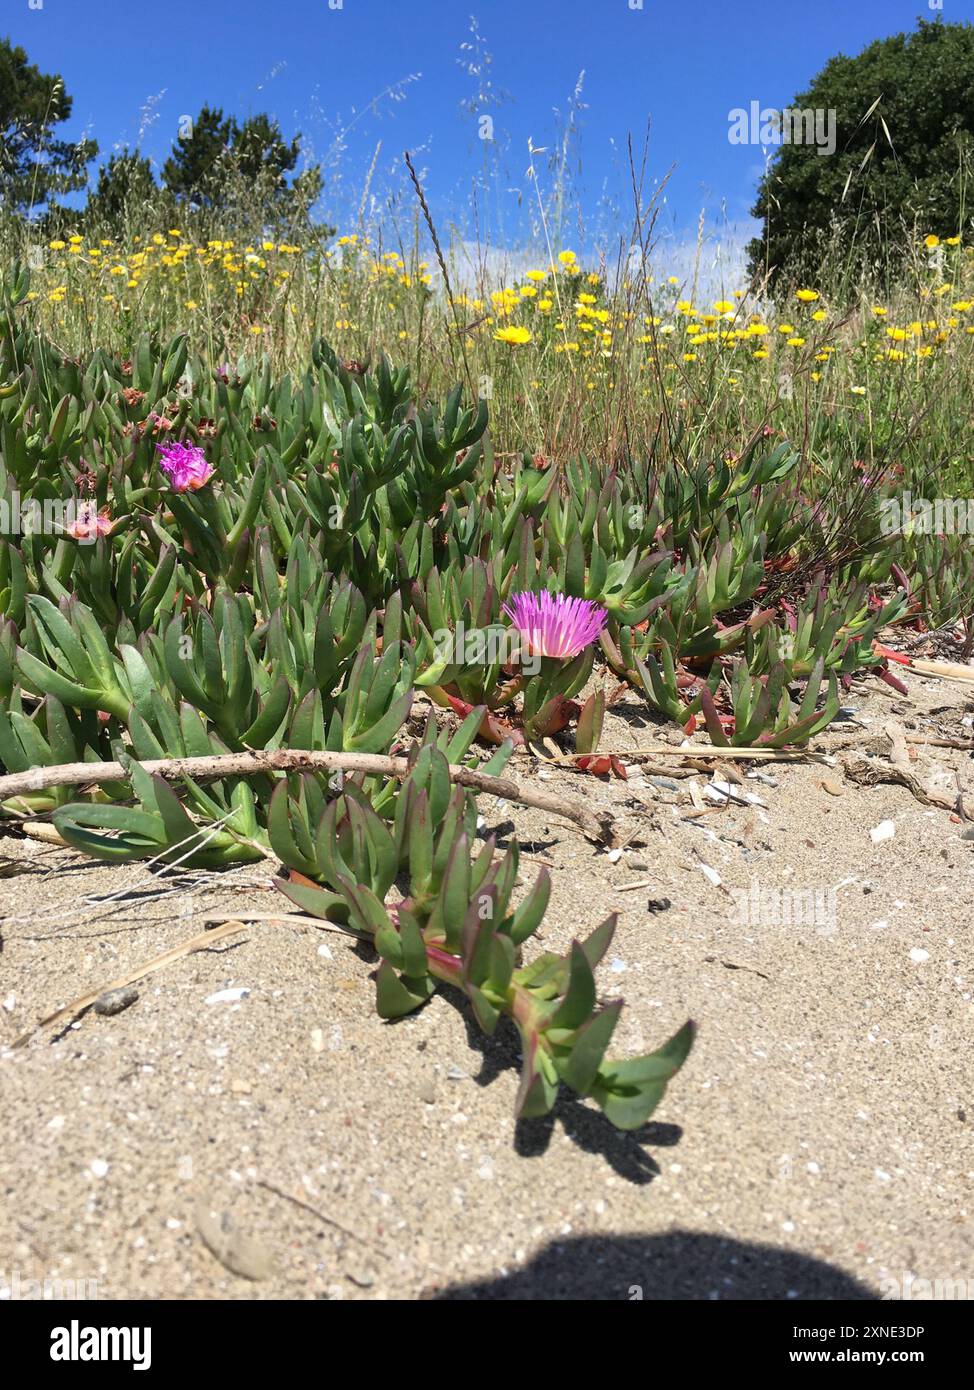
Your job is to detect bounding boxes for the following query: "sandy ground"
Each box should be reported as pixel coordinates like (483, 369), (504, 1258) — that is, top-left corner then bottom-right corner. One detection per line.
(1, 665), (973, 1301)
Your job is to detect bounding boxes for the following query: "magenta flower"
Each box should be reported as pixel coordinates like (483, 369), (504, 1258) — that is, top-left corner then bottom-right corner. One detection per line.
(156, 441), (215, 492)
(502, 591), (608, 660)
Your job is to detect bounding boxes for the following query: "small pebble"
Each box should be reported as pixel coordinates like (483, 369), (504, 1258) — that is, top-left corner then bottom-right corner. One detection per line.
(870, 820), (896, 843)
(205, 987), (250, 1005)
(195, 1201), (276, 1281)
(94, 985), (139, 1017)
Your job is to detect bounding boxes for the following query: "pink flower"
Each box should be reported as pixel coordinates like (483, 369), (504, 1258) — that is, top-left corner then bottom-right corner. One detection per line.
(66, 501), (113, 542)
(157, 442), (215, 492)
(502, 591), (608, 660)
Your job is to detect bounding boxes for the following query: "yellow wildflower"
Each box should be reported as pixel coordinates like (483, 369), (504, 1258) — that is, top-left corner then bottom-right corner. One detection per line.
(494, 325), (532, 346)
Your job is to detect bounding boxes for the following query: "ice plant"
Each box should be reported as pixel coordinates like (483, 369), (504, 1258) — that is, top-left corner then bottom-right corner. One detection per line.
(270, 758), (694, 1130)
(65, 501), (113, 542)
(503, 591), (607, 660)
(156, 441), (215, 492)
(8, 288), (957, 1133)
(501, 593), (609, 741)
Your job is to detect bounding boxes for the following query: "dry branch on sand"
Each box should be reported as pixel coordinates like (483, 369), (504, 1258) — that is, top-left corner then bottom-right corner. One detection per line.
(842, 719), (974, 819)
(0, 748), (613, 842)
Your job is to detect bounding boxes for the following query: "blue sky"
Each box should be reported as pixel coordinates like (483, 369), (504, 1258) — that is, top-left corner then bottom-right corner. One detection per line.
(6, 0), (973, 261)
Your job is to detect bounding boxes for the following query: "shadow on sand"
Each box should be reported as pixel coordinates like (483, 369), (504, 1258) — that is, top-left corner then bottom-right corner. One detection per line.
(427, 1229), (879, 1300)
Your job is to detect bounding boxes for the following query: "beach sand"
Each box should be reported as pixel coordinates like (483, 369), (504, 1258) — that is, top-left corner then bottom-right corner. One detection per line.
(1, 666), (972, 1300)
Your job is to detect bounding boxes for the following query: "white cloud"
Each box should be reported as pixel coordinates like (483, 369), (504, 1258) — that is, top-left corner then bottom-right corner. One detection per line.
(437, 216), (761, 301)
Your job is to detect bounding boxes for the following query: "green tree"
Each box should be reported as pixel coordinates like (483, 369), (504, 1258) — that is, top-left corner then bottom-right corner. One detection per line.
(84, 150), (158, 232)
(162, 106), (322, 228)
(0, 37), (97, 215)
(160, 105), (235, 205)
(747, 19), (974, 288)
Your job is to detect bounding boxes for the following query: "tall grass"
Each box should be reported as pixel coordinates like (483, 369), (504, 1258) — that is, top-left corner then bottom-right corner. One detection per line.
(3, 146), (973, 494)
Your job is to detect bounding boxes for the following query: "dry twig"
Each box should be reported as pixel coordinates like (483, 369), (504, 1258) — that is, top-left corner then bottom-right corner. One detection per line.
(0, 748), (612, 842)
(841, 719), (974, 818)
(7, 919), (248, 1050)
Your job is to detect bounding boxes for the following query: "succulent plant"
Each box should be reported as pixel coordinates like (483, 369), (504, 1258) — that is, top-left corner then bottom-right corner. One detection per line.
(699, 657), (841, 748)
(898, 532), (974, 654)
(745, 581), (907, 680)
(7, 260), (957, 1137)
(274, 748), (694, 1129)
